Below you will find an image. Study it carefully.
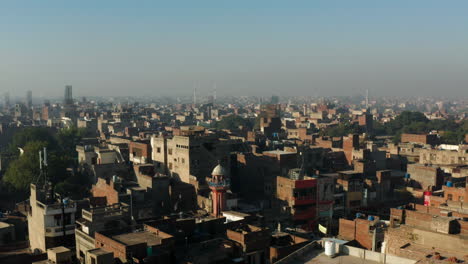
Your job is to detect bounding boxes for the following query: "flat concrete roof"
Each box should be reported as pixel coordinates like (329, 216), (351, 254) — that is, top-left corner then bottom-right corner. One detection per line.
(303, 253), (379, 264)
(47, 246), (71, 254)
(222, 211), (250, 217)
(263, 150), (296, 155)
(112, 231), (162, 246)
(88, 248), (112, 256)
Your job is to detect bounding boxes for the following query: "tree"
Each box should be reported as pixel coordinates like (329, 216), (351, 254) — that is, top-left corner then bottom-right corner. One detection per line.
(8, 127), (56, 153)
(56, 126), (87, 154)
(2, 126), (89, 193)
(320, 121), (359, 137)
(214, 115), (255, 130)
(3, 141), (48, 191)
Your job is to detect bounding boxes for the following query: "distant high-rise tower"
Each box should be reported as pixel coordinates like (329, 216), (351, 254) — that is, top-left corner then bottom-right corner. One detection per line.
(64, 85), (73, 105)
(271, 95), (279, 104)
(3, 92), (10, 108)
(26, 90), (33, 108)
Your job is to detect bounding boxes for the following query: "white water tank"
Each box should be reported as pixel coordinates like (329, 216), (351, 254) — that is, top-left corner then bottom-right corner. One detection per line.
(325, 240), (336, 257)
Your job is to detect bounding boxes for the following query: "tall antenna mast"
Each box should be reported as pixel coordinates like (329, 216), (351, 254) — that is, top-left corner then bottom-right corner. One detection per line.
(193, 82), (197, 105)
(36, 147), (49, 187)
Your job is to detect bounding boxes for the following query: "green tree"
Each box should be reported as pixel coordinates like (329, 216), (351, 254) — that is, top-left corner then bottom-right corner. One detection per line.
(3, 141), (48, 191)
(214, 115), (255, 130)
(56, 127), (87, 161)
(8, 127), (56, 152)
(2, 126), (90, 194)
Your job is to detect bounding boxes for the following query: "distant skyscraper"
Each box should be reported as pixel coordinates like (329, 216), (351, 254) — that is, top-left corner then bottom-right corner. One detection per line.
(26, 90), (33, 108)
(64, 85), (73, 105)
(3, 92), (10, 108)
(271, 95), (279, 104)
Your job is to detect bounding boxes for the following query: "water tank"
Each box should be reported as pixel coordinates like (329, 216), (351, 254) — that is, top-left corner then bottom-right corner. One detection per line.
(356, 213), (362, 219)
(446, 181), (453, 187)
(62, 198), (69, 206)
(404, 173), (410, 179)
(324, 240), (336, 257)
(368, 215), (375, 221)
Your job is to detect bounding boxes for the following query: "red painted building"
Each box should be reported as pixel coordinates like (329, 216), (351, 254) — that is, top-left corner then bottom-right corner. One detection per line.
(276, 172), (319, 231)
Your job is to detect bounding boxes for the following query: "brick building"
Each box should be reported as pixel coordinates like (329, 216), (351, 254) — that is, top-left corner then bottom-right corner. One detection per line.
(386, 205), (468, 261)
(129, 140), (152, 164)
(94, 224), (175, 263)
(276, 171), (319, 231)
(259, 104), (281, 138)
(338, 217), (385, 250)
(226, 224), (271, 264)
(343, 134), (360, 165)
(406, 164), (444, 190)
(401, 133), (438, 146)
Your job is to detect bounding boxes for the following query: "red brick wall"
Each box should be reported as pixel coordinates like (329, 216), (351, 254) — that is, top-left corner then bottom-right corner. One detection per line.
(390, 208), (404, 226)
(338, 219), (356, 241)
(458, 220), (468, 235)
(91, 178), (119, 205)
(443, 186), (467, 202)
(401, 133), (438, 145)
(355, 219), (372, 250)
(343, 134), (359, 165)
(95, 232), (125, 261)
(405, 210), (432, 230)
(129, 141), (152, 161)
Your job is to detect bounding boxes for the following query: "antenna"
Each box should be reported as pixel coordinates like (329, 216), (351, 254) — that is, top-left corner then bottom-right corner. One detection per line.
(43, 147), (48, 167)
(39, 151), (43, 171)
(193, 82), (198, 105)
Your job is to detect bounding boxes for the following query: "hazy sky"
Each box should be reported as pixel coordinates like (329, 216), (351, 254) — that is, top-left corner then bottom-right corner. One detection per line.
(1, 1), (467, 98)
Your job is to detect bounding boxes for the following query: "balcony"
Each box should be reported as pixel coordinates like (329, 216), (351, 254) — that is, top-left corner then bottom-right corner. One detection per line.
(82, 204), (130, 222)
(293, 210), (315, 221)
(293, 197), (316, 206)
(45, 224), (75, 237)
(36, 200), (77, 216)
(208, 179), (230, 190)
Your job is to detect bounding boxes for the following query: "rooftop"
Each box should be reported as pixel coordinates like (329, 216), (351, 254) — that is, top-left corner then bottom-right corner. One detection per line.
(301, 253), (379, 264)
(112, 230), (164, 246)
(263, 150), (296, 155)
(47, 246), (70, 254)
(87, 248), (112, 256)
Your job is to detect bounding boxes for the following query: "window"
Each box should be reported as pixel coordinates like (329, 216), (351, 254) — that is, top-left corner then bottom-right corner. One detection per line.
(157, 147), (161, 153)
(91, 257), (96, 264)
(460, 196), (464, 202)
(54, 215), (61, 226)
(447, 194), (453, 201)
(168, 162), (173, 170)
(64, 213), (72, 225)
(168, 148), (173, 155)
